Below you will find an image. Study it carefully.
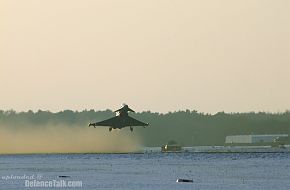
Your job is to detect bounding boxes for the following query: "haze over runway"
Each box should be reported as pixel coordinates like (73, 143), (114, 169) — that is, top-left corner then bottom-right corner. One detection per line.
(1, 0), (290, 113)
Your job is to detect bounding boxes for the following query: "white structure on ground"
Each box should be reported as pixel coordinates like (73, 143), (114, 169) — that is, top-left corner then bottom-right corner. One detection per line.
(225, 134), (288, 144)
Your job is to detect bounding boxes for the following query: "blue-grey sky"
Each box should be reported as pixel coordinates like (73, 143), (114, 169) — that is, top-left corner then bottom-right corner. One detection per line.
(1, 0), (290, 113)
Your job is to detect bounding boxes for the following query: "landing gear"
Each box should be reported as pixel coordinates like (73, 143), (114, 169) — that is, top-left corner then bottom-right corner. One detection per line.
(130, 127), (133, 132)
(109, 127), (112, 132)
(88, 123), (96, 128)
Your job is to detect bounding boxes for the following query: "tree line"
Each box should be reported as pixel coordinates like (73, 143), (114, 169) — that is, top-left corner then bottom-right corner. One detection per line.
(1, 109), (290, 146)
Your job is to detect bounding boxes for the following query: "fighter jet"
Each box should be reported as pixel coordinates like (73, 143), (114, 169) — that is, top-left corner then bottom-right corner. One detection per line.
(88, 104), (149, 132)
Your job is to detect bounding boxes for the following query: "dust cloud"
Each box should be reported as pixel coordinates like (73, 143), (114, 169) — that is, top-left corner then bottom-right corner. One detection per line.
(0, 124), (142, 154)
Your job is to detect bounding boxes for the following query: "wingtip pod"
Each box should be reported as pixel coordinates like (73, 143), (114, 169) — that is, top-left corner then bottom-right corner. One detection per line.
(143, 123), (149, 128)
(89, 123), (97, 128)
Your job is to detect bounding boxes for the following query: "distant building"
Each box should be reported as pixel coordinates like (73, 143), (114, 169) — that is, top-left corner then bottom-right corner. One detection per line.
(225, 134), (288, 144)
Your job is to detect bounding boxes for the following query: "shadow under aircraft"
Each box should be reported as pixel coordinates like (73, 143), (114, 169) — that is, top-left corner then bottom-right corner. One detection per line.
(89, 104), (149, 132)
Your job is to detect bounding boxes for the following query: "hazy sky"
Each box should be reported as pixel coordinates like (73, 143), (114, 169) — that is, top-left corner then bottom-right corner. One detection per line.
(1, 0), (290, 113)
